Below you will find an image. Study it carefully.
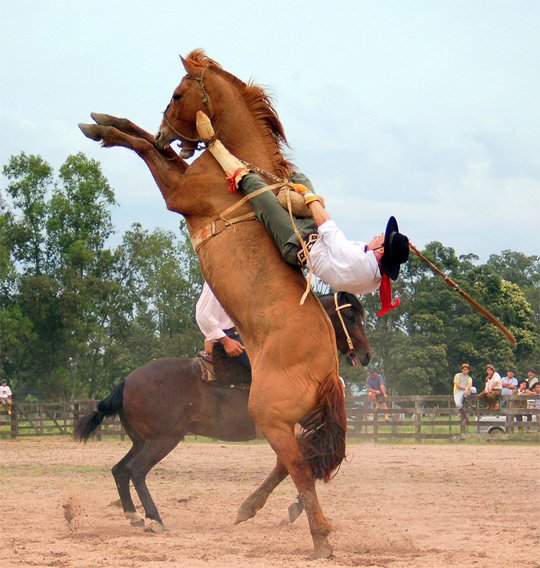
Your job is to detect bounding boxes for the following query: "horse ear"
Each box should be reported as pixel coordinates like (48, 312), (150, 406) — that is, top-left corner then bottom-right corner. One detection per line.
(180, 55), (199, 77)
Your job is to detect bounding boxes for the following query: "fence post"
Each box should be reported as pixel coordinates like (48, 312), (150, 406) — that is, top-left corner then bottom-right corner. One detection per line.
(373, 409), (379, 442)
(10, 403), (18, 439)
(507, 398), (515, 434)
(38, 402), (44, 435)
(414, 397), (422, 443)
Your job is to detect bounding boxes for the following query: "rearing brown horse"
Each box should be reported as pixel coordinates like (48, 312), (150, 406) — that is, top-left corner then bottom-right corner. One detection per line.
(80, 49), (347, 557)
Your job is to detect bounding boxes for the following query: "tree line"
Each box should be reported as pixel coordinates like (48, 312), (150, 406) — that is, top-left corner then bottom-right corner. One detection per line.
(1, 152), (538, 400)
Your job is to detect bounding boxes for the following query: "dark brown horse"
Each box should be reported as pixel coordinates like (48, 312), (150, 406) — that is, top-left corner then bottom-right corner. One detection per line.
(74, 293), (369, 532)
(80, 49), (349, 557)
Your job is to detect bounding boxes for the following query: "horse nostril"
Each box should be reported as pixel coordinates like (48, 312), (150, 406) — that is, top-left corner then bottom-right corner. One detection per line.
(365, 352), (371, 364)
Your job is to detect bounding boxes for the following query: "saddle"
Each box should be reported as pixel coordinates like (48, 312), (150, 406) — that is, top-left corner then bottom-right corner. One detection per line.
(196, 342), (251, 390)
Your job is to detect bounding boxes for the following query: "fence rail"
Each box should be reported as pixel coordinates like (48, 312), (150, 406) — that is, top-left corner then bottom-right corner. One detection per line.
(1, 395), (539, 441)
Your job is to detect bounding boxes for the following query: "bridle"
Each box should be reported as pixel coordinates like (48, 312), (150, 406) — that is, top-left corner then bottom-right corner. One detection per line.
(161, 67), (214, 147)
(333, 293), (354, 352)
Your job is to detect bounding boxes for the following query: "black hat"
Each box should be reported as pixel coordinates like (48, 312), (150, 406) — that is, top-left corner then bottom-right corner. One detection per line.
(380, 216), (409, 281)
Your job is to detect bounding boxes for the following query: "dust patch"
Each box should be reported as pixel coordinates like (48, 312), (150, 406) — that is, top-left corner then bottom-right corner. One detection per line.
(62, 494), (84, 532)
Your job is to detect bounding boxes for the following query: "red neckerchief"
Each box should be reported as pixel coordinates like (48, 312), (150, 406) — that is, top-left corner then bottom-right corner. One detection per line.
(376, 273), (400, 316)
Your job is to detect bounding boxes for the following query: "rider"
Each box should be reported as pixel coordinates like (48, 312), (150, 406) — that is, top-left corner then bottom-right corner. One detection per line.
(196, 281), (251, 370)
(196, 112), (409, 316)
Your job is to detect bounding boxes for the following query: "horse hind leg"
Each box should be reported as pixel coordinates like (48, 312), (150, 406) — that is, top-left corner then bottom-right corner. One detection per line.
(259, 422), (334, 559)
(112, 436), (145, 526)
(235, 458), (289, 524)
(126, 438), (180, 533)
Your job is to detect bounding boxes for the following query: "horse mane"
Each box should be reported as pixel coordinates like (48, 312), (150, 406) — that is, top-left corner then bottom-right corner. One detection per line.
(185, 49), (293, 179)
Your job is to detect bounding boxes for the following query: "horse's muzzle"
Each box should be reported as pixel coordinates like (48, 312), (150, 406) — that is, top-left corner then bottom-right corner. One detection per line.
(347, 350), (370, 367)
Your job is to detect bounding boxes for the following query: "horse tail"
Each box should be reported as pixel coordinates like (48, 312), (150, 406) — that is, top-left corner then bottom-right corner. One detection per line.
(299, 375), (347, 482)
(73, 380), (125, 442)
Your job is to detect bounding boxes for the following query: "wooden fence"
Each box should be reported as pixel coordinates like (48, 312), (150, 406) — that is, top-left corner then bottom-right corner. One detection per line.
(1, 395), (539, 441)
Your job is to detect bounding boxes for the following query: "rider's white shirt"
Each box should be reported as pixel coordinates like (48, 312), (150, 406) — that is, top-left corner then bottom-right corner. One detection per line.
(195, 282), (235, 343)
(311, 220), (381, 295)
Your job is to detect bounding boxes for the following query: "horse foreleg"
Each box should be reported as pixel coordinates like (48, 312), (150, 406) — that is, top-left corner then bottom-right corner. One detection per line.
(90, 113), (157, 145)
(79, 120), (190, 213)
(235, 458), (289, 524)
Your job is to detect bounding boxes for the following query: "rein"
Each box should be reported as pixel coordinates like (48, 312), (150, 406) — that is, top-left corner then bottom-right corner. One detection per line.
(333, 293), (354, 352)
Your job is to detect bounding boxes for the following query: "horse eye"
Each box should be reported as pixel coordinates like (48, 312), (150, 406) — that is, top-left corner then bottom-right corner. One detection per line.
(345, 314), (356, 324)
(172, 94), (182, 101)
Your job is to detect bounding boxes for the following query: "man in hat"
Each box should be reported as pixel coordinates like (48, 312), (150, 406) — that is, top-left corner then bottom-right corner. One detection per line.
(196, 113), (409, 314)
(453, 363), (477, 425)
(0, 379), (13, 415)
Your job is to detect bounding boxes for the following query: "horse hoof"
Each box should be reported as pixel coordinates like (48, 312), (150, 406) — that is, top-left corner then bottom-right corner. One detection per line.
(235, 505), (256, 524)
(91, 112), (117, 126)
(288, 501), (304, 524)
(313, 542), (333, 559)
(78, 123), (103, 141)
(125, 511), (145, 526)
(144, 519), (165, 534)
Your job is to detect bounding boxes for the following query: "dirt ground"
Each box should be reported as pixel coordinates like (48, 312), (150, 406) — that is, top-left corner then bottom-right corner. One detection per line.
(0, 438), (538, 568)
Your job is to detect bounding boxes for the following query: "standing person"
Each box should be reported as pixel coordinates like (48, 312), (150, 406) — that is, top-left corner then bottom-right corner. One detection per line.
(366, 369), (390, 421)
(0, 379), (13, 415)
(195, 281), (250, 370)
(501, 368), (519, 407)
(477, 364), (503, 410)
(453, 363), (477, 425)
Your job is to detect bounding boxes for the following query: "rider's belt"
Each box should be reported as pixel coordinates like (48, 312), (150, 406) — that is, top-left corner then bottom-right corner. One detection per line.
(296, 232), (320, 267)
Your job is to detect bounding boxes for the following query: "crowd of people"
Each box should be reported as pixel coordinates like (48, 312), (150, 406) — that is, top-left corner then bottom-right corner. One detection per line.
(453, 364), (539, 425)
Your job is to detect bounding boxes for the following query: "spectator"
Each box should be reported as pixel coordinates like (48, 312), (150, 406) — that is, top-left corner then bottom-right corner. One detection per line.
(476, 364), (503, 410)
(366, 369), (390, 422)
(501, 368), (518, 407)
(515, 379), (533, 427)
(453, 363), (477, 425)
(0, 379), (13, 415)
(530, 380), (540, 403)
(526, 369), (538, 388)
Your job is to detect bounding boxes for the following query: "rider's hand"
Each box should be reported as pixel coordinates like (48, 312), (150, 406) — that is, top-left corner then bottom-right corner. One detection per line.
(220, 336), (246, 357)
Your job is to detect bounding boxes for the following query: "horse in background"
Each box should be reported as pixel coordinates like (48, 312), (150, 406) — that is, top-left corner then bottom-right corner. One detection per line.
(80, 49), (347, 557)
(74, 293), (370, 532)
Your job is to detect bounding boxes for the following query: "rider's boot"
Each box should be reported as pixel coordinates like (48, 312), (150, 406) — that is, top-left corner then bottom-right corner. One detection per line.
(196, 112), (249, 190)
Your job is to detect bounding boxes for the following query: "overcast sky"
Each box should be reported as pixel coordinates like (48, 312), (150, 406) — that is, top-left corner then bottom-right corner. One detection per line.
(1, 0), (539, 261)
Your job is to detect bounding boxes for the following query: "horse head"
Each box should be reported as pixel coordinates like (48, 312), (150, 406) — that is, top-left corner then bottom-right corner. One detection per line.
(155, 49), (292, 179)
(320, 292), (371, 367)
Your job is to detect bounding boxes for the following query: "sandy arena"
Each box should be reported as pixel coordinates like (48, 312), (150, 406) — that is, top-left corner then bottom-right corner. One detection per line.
(0, 438), (538, 568)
